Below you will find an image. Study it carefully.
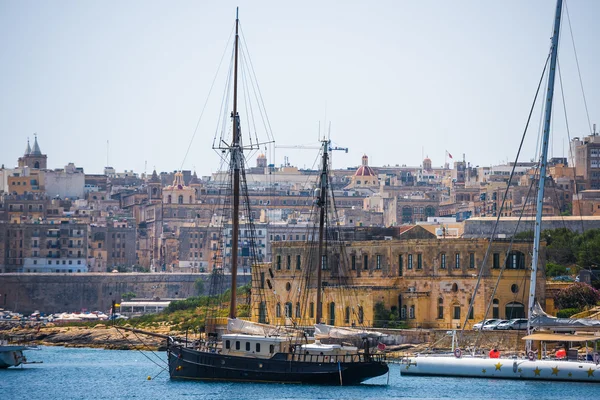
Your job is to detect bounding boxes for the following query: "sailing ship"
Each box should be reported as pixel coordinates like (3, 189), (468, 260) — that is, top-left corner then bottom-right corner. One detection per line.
(401, 0), (600, 382)
(166, 9), (388, 385)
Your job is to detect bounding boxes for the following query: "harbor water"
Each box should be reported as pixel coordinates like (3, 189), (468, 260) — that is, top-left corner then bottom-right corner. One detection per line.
(1, 346), (598, 399)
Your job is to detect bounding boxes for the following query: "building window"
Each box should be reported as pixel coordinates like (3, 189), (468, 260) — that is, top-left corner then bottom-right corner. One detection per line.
(493, 299), (500, 318)
(440, 253), (446, 269)
(321, 255), (327, 270)
(376, 255), (381, 270)
(455, 253), (460, 269)
(296, 254), (301, 270)
(469, 253), (475, 269)
(363, 254), (368, 270)
(493, 253), (500, 269)
(344, 306), (350, 324)
(358, 306), (364, 324)
(309, 302), (315, 319)
(417, 254), (422, 270)
(408, 254), (413, 270)
(453, 306), (461, 320)
(286, 255), (291, 270)
(409, 305), (415, 319)
(276, 255), (281, 270)
(351, 255), (356, 270)
(399, 254), (403, 276)
(437, 298), (444, 319)
(401, 306), (407, 320)
(276, 303), (281, 318)
(295, 302), (301, 318)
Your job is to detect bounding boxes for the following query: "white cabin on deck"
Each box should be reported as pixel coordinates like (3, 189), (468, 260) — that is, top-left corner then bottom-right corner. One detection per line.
(221, 334), (291, 357)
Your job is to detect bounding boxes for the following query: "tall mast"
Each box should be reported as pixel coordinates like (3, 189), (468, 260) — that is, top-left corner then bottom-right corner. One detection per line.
(315, 139), (329, 324)
(527, 0), (562, 338)
(229, 7), (241, 319)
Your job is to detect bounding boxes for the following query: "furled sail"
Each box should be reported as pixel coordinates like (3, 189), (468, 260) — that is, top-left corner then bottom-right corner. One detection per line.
(314, 323), (385, 339)
(530, 302), (600, 330)
(227, 318), (302, 336)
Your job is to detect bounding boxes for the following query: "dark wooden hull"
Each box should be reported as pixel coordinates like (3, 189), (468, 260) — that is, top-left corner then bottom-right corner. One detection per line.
(168, 345), (389, 385)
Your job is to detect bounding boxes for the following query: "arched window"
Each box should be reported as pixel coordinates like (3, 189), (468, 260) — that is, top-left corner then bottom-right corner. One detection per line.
(328, 302), (335, 325)
(167, 195), (172, 204)
(258, 302), (267, 323)
(152, 187), (157, 196)
(451, 283), (458, 292)
(452, 304), (460, 320)
(505, 251), (526, 269)
(492, 298), (500, 319)
(285, 302), (292, 318)
(402, 206), (413, 223)
(276, 303), (281, 318)
(505, 302), (525, 319)
(178, 195), (184, 204)
(358, 306), (364, 324)
(437, 298), (444, 319)
(34, 161), (40, 169)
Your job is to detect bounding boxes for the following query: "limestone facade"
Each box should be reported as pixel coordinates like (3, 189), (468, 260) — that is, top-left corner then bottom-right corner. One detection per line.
(251, 237), (544, 329)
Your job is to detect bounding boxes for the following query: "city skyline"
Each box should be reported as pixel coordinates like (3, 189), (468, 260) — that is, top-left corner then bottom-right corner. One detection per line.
(1, 0), (599, 174)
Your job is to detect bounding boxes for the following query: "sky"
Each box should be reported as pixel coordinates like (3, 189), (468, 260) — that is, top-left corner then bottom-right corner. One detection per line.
(1, 0), (599, 175)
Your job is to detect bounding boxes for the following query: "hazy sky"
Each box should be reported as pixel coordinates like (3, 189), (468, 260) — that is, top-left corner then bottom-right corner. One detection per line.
(1, 0), (599, 175)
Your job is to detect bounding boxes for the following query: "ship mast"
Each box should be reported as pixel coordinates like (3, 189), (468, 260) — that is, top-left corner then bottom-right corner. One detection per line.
(315, 139), (329, 324)
(527, 0), (562, 340)
(229, 7), (241, 319)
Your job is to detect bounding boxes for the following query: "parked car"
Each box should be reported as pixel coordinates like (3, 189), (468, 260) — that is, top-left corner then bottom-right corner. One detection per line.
(473, 319), (498, 330)
(496, 318), (528, 330)
(482, 319), (508, 330)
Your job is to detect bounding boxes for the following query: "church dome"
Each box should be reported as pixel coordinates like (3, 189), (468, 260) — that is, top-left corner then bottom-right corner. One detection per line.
(355, 154), (376, 176)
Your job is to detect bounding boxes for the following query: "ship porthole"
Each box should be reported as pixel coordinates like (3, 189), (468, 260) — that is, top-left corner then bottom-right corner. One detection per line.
(258, 363), (263, 368)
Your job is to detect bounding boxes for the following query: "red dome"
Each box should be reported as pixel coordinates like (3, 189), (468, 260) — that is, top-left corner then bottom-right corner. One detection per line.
(354, 165), (376, 177)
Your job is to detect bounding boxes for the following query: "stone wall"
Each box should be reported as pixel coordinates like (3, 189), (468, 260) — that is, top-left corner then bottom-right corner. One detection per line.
(0, 272), (251, 314)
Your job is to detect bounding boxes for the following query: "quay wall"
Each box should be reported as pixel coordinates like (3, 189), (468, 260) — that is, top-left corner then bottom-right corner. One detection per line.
(379, 329), (525, 351)
(0, 273), (251, 314)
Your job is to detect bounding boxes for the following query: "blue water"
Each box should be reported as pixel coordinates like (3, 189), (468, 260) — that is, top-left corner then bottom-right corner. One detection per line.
(1, 347), (598, 399)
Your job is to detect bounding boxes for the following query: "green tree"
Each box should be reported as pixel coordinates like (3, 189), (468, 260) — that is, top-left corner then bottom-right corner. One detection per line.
(121, 292), (137, 301)
(554, 282), (600, 310)
(545, 262), (568, 277)
(194, 278), (205, 295)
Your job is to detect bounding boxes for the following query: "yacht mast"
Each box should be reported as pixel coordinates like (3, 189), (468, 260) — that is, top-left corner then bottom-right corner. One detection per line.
(527, 0), (562, 338)
(229, 7), (241, 319)
(315, 139), (329, 324)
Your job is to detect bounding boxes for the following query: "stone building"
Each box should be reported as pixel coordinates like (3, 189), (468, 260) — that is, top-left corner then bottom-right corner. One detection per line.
(0, 222), (90, 273)
(18, 136), (47, 170)
(251, 234), (544, 329)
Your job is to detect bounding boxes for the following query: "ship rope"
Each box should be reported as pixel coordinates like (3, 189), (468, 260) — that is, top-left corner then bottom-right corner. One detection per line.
(460, 52), (550, 341)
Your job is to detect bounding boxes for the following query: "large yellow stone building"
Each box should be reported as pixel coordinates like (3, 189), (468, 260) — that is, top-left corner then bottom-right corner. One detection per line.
(251, 233), (545, 329)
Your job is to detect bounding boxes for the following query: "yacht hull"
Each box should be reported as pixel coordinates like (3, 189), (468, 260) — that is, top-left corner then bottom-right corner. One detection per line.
(401, 356), (600, 382)
(168, 345), (389, 385)
(0, 346), (25, 369)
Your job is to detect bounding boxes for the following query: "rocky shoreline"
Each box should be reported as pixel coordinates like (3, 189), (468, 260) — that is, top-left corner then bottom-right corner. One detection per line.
(2, 323), (171, 351)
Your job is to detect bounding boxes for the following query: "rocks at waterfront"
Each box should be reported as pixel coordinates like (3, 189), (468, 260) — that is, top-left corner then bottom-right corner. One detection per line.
(1, 322), (170, 350)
